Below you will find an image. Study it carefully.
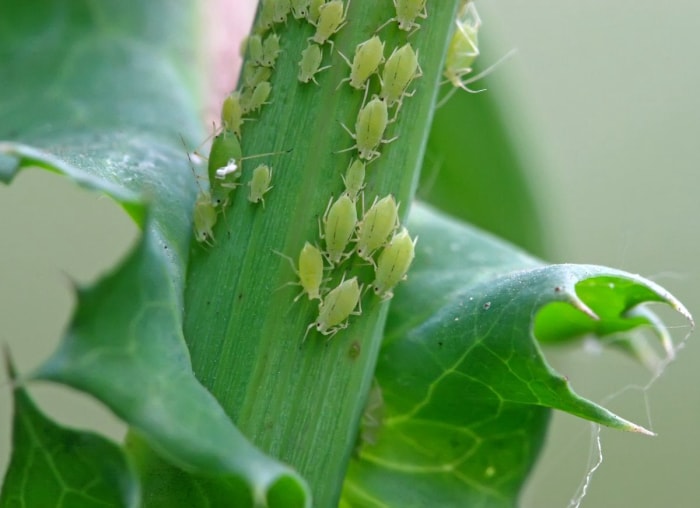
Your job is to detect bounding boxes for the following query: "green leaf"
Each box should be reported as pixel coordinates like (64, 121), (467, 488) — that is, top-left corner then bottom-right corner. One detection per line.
(0, 0), (309, 505)
(1, 354), (139, 508)
(342, 204), (692, 507)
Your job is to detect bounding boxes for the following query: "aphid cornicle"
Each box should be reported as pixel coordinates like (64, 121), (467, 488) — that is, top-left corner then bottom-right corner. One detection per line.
(305, 276), (362, 341)
(342, 159), (366, 200)
(291, 0), (311, 19)
(337, 35), (385, 90)
(380, 43), (422, 108)
(248, 164), (273, 206)
(376, 0), (427, 33)
(261, 33), (282, 68)
(309, 0), (347, 48)
(193, 191), (218, 245)
(321, 194), (358, 265)
(340, 96), (396, 161)
(355, 195), (399, 262)
(276, 242), (326, 301)
(298, 43), (330, 85)
(372, 227), (416, 300)
(221, 92), (244, 138)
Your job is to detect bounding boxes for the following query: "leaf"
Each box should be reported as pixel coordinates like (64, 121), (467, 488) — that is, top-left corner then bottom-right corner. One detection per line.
(0, 0), (310, 505)
(1, 354), (139, 508)
(341, 204), (692, 507)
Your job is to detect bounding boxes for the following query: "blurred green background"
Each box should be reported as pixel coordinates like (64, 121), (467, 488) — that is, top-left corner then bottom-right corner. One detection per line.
(1, 1), (697, 506)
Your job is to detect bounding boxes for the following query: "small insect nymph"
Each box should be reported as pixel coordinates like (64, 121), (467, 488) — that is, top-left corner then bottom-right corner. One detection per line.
(271, 0), (292, 24)
(342, 159), (366, 200)
(298, 43), (330, 85)
(247, 34), (265, 66)
(372, 227), (417, 300)
(221, 92), (244, 138)
(248, 81), (272, 113)
(355, 194), (399, 262)
(307, 0), (325, 24)
(276, 242), (326, 301)
(291, 0), (311, 18)
(193, 191), (218, 245)
(443, 7), (480, 91)
(242, 61), (272, 89)
(340, 96), (396, 161)
(310, 0), (347, 48)
(262, 33), (282, 68)
(337, 35), (385, 90)
(321, 194), (358, 265)
(377, 0), (427, 33)
(380, 43), (422, 108)
(305, 275), (362, 341)
(248, 164), (273, 206)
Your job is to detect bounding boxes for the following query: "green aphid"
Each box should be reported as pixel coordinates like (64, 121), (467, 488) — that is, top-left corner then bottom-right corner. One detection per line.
(248, 164), (273, 206)
(276, 242), (326, 302)
(321, 194), (358, 265)
(372, 227), (416, 300)
(298, 43), (330, 85)
(305, 275), (362, 341)
(340, 96), (396, 161)
(342, 159), (366, 200)
(248, 81), (272, 113)
(261, 33), (282, 68)
(242, 61), (272, 89)
(380, 43), (422, 109)
(444, 2), (480, 90)
(193, 191), (218, 245)
(309, 0), (347, 48)
(247, 34), (265, 66)
(376, 0), (427, 33)
(337, 35), (385, 90)
(207, 130), (243, 208)
(221, 92), (244, 138)
(307, 0), (326, 24)
(355, 194), (399, 263)
(291, 0), (311, 19)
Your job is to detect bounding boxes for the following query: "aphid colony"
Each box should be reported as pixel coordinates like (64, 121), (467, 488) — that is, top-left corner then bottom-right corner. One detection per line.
(191, 0), (466, 340)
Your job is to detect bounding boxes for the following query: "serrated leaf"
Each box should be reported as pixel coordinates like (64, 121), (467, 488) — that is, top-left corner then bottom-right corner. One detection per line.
(342, 204), (692, 507)
(0, 0), (310, 505)
(1, 355), (139, 508)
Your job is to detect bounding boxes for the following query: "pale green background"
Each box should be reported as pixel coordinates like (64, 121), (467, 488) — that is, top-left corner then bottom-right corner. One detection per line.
(1, 1), (698, 507)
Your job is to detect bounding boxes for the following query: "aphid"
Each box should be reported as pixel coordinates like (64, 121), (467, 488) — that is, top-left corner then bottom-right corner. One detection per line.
(291, 0), (311, 19)
(271, 0), (292, 24)
(248, 164), (273, 206)
(321, 194), (358, 265)
(379, 43), (422, 108)
(221, 92), (244, 138)
(372, 227), (416, 300)
(257, 0), (276, 33)
(276, 242), (326, 301)
(337, 35), (385, 90)
(247, 34), (265, 66)
(340, 96), (396, 161)
(261, 33), (282, 68)
(309, 0), (347, 48)
(342, 159), (366, 200)
(443, 11), (480, 90)
(242, 61), (272, 89)
(355, 194), (399, 262)
(208, 130), (243, 207)
(298, 43), (330, 85)
(305, 276), (362, 341)
(376, 0), (427, 33)
(307, 0), (325, 24)
(193, 191), (218, 245)
(248, 81), (272, 113)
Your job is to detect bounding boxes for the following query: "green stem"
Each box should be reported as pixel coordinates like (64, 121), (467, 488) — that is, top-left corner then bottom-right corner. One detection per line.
(184, 1), (460, 504)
